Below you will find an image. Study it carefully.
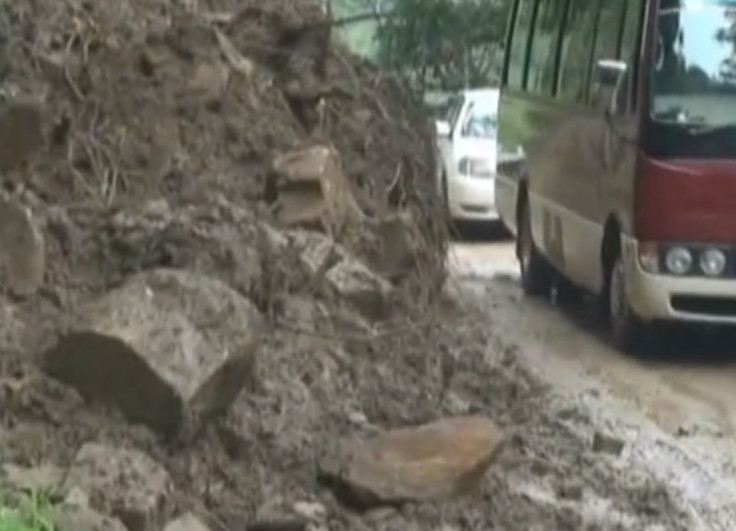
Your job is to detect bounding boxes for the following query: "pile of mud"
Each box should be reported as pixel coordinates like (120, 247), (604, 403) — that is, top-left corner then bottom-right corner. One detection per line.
(0, 0), (444, 275)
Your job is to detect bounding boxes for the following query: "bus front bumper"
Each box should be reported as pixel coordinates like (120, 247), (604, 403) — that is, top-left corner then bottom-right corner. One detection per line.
(623, 237), (736, 325)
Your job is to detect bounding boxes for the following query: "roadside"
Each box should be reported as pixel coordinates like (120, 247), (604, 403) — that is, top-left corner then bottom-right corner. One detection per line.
(450, 238), (736, 530)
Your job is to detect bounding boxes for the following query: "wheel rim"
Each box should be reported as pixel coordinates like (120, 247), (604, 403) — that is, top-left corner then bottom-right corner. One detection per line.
(609, 259), (627, 328)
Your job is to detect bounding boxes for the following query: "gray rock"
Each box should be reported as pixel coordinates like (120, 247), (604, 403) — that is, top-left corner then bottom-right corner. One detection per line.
(324, 257), (393, 319)
(164, 512), (211, 531)
(63, 443), (172, 531)
(1, 463), (64, 495)
(44, 268), (263, 435)
(592, 431), (625, 456)
(55, 503), (129, 531)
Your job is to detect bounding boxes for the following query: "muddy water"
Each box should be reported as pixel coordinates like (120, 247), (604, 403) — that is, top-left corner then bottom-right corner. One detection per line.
(449, 238), (736, 530)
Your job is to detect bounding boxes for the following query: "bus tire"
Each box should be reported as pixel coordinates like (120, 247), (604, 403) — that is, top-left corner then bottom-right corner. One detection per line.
(517, 200), (552, 297)
(607, 254), (647, 352)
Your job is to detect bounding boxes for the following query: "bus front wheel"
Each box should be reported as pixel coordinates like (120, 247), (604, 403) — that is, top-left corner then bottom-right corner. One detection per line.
(518, 201), (552, 297)
(607, 255), (647, 352)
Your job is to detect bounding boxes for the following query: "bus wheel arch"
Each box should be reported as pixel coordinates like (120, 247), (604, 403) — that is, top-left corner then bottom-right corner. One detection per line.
(516, 180), (552, 296)
(600, 214), (647, 351)
(601, 215), (621, 283)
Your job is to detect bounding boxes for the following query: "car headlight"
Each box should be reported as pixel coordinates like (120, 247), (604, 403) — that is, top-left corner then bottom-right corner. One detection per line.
(699, 248), (726, 276)
(458, 157), (494, 178)
(665, 246), (692, 275)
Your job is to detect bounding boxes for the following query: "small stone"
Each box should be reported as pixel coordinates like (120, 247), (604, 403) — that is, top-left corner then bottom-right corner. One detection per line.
(189, 61), (229, 102)
(292, 501), (326, 522)
(43, 269), (263, 435)
(319, 416), (504, 509)
(0, 197), (45, 296)
(55, 503), (128, 531)
(165, 512), (211, 531)
(556, 479), (584, 501)
(63, 443), (173, 531)
(1, 463), (64, 495)
(592, 431), (625, 456)
(65, 486), (90, 507)
(347, 411), (368, 427)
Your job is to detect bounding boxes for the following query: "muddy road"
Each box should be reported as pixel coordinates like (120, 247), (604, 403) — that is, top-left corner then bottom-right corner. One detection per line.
(449, 234), (736, 530)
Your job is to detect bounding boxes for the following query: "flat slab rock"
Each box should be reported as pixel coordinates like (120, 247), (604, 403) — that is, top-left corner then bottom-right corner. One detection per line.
(319, 416), (504, 509)
(62, 443), (172, 531)
(164, 512), (211, 531)
(43, 268), (263, 435)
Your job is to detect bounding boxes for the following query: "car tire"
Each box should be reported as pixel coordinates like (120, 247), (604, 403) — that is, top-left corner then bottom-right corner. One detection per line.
(517, 200), (552, 297)
(606, 254), (648, 352)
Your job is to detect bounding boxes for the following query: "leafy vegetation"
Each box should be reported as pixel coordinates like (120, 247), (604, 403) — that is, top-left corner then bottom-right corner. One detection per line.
(0, 490), (54, 531)
(330, 0), (511, 97)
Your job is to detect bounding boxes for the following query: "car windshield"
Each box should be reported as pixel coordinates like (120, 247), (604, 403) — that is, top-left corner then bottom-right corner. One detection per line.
(651, 0), (736, 127)
(460, 101), (498, 139)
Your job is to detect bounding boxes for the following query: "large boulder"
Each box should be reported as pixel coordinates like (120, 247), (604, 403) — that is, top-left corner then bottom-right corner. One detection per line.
(319, 416), (505, 509)
(63, 443), (172, 531)
(44, 268), (263, 435)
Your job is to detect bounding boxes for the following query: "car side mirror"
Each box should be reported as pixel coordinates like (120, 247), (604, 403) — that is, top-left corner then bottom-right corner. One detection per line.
(435, 120), (451, 138)
(591, 59), (627, 111)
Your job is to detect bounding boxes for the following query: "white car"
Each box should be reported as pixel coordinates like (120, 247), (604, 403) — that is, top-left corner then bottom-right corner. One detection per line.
(435, 88), (499, 224)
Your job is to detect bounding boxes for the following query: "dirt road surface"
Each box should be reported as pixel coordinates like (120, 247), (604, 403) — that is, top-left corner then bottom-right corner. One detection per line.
(449, 235), (736, 530)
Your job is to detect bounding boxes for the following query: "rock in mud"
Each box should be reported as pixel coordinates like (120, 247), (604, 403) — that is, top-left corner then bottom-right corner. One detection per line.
(319, 416), (504, 509)
(63, 443), (172, 531)
(592, 431), (625, 456)
(271, 145), (364, 232)
(0, 196), (46, 296)
(0, 99), (44, 172)
(293, 231), (393, 319)
(164, 512), (211, 531)
(43, 268), (263, 435)
(325, 257), (393, 319)
(55, 503), (129, 531)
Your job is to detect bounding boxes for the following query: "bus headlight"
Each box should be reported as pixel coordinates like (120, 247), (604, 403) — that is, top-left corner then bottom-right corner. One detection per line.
(665, 246), (692, 275)
(699, 248), (726, 277)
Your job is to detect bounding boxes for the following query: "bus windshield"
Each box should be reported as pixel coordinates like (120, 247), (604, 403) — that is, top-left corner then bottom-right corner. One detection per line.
(651, 0), (736, 128)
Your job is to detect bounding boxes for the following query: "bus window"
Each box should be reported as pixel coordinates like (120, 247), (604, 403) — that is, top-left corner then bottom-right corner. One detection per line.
(507, 0), (536, 89)
(527, 0), (566, 95)
(557, 0), (599, 102)
(591, 0), (627, 65)
(616, 0), (645, 112)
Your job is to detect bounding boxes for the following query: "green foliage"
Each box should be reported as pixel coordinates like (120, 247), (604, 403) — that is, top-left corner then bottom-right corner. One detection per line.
(0, 490), (55, 531)
(373, 0), (510, 95)
(331, 0), (510, 97)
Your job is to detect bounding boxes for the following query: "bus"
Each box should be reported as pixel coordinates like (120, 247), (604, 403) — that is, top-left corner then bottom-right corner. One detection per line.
(495, 0), (736, 351)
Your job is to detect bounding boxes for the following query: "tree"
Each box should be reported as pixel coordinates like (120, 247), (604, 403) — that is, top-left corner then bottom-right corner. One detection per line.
(341, 0), (511, 96)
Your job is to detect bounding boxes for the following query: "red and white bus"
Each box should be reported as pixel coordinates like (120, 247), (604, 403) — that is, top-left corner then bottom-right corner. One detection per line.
(495, 0), (736, 351)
